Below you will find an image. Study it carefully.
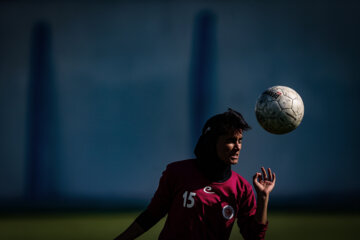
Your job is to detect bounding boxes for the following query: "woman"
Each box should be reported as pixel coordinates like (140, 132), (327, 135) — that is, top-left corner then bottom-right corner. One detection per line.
(115, 108), (276, 240)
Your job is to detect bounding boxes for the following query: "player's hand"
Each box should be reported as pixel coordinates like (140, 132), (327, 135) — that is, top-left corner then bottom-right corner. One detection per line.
(253, 167), (276, 197)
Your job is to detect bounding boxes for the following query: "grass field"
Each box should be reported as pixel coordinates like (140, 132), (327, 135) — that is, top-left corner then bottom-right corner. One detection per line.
(0, 211), (359, 240)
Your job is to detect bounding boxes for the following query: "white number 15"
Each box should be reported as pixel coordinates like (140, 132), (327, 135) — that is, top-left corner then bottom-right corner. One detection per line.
(183, 191), (196, 208)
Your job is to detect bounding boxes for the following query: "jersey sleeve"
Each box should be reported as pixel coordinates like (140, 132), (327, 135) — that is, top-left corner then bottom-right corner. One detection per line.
(135, 164), (175, 231)
(145, 164), (175, 220)
(236, 183), (268, 240)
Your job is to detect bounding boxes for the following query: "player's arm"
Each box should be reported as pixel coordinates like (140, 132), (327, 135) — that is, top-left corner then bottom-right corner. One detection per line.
(237, 167), (275, 240)
(113, 209), (164, 240)
(114, 164), (174, 239)
(253, 167), (276, 224)
(114, 221), (145, 240)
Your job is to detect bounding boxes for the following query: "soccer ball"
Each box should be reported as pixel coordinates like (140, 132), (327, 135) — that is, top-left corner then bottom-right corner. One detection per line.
(255, 86), (304, 134)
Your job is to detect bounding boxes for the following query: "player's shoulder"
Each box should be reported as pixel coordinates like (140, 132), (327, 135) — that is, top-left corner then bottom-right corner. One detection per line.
(166, 159), (196, 172)
(162, 159), (198, 181)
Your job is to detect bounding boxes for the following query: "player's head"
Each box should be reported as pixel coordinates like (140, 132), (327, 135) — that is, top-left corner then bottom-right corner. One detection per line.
(194, 108), (251, 165)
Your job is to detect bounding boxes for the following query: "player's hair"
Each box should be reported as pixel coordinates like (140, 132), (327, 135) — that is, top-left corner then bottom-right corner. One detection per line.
(194, 108), (251, 161)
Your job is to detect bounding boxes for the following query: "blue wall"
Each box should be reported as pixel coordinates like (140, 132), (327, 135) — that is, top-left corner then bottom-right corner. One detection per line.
(0, 0), (359, 209)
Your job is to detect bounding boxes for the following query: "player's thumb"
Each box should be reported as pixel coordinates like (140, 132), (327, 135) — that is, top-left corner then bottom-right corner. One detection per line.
(253, 172), (260, 183)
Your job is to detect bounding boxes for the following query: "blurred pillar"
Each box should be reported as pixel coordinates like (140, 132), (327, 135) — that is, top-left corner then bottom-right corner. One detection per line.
(26, 22), (59, 202)
(189, 11), (217, 149)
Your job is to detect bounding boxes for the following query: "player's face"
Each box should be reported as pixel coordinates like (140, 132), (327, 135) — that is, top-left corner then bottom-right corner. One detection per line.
(216, 130), (243, 165)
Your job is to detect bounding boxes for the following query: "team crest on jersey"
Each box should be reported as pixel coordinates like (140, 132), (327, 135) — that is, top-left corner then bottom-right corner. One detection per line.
(222, 205), (234, 220)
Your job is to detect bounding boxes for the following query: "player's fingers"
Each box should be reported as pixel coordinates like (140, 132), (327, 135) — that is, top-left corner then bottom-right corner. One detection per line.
(261, 167), (267, 180)
(253, 172), (261, 183)
(272, 172), (276, 184)
(253, 172), (258, 182)
(267, 168), (272, 181)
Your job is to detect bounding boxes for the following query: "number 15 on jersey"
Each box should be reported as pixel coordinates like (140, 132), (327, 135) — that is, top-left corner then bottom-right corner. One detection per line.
(183, 191), (196, 208)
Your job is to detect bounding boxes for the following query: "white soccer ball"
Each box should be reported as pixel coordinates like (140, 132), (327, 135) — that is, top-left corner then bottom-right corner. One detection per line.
(255, 86), (304, 134)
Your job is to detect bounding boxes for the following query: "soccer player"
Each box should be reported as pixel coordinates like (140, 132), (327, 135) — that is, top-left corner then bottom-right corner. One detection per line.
(114, 108), (276, 240)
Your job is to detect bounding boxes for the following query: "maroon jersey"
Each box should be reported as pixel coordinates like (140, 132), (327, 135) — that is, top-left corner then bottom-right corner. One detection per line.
(146, 159), (268, 240)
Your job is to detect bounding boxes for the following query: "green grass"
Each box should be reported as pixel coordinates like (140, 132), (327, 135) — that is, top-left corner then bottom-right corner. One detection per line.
(0, 211), (359, 240)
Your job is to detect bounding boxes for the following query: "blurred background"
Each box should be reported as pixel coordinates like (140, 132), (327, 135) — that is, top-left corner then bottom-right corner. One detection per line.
(1, 0), (360, 239)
